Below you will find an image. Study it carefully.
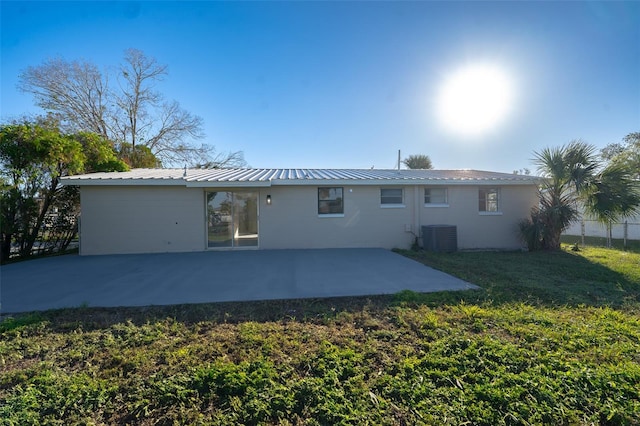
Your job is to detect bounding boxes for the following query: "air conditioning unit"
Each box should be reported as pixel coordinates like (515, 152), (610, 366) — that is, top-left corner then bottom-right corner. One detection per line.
(422, 225), (458, 252)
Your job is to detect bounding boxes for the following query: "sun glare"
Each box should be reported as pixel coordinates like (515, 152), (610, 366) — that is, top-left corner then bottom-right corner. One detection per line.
(436, 64), (514, 136)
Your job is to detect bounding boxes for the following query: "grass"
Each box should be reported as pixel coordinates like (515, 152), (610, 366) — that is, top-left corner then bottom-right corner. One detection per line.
(561, 234), (640, 252)
(1, 246), (639, 425)
(395, 245), (640, 307)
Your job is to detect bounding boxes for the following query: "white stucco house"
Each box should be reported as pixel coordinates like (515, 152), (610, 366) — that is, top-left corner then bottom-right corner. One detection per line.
(61, 168), (540, 255)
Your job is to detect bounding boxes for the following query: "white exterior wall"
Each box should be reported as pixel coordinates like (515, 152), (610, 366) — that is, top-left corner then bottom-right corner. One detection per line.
(80, 186), (205, 255)
(418, 185), (538, 250)
(78, 183), (537, 255)
(258, 186), (415, 249)
(259, 184), (537, 250)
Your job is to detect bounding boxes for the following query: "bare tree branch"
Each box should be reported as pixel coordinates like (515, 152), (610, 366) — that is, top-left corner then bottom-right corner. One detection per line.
(19, 58), (110, 138)
(17, 49), (232, 167)
(194, 150), (247, 169)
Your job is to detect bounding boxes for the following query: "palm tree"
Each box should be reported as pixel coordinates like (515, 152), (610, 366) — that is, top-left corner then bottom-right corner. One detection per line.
(530, 141), (598, 250)
(402, 154), (433, 169)
(583, 163), (640, 247)
(523, 140), (640, 250)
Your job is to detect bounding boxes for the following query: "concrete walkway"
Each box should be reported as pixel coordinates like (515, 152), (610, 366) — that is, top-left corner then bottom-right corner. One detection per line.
(0, 248), (477, 314)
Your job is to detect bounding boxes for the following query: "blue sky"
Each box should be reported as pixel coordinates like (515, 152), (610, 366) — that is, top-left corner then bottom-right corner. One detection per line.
(1, 1), (639, 172)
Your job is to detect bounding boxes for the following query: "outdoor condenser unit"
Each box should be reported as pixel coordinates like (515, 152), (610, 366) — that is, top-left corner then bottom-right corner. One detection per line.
(422, 225), (458, 252)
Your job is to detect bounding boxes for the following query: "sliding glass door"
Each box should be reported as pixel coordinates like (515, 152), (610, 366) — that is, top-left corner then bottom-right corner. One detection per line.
(207, 191), (258, 248)
(233, 192), (258, 247)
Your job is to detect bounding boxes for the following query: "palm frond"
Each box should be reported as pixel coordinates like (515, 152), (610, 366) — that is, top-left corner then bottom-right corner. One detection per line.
(583, 162), (640, 225)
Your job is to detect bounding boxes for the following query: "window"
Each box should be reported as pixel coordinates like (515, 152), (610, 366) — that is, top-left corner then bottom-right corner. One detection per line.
(424, 188), (448, 205)
(318, 187), (344, 215)
(479, 188), (500, 212)
(380, 188), (403, 205)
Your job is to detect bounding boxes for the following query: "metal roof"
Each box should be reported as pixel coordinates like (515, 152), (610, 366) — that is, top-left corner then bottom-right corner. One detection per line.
(61, 168), (540, 187)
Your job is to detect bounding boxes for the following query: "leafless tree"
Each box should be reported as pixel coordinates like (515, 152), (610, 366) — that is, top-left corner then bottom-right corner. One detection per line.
(18, 58), (110, 137)
(19, 49), (244, 167)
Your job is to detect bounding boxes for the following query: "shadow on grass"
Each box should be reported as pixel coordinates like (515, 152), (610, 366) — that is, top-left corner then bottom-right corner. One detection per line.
(3, 247), (638, 332)
(1, 294), (403, 333)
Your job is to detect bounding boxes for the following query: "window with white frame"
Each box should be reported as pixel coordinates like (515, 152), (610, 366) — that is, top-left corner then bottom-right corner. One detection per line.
(380, 188), (403, 205)
(479, 188), (500, 212)
(318, 187), (344, 215)
(424, 188), (448, 205)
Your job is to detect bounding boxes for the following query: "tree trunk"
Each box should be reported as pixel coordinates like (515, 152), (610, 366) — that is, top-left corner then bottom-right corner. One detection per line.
(544, 223), (563, 251)
(0, 233), (12, 262)
(23, 177), (59, 257)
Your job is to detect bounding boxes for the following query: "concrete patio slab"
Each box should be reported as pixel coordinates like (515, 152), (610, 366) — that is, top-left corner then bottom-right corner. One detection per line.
(0, 248), (478, 314)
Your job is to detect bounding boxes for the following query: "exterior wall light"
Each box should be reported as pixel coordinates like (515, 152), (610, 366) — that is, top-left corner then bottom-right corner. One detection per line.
(266, 195), (272, 205)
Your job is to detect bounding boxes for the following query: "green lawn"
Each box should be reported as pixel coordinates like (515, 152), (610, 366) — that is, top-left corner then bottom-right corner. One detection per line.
(1, 246), (639, 425)
(395, 245), (640, 307)
(561, 234), (640, 252)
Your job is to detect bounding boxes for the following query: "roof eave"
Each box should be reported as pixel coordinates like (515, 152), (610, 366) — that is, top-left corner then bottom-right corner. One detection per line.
(60, 179), (187, 186)
(185, 181), (272, 188)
